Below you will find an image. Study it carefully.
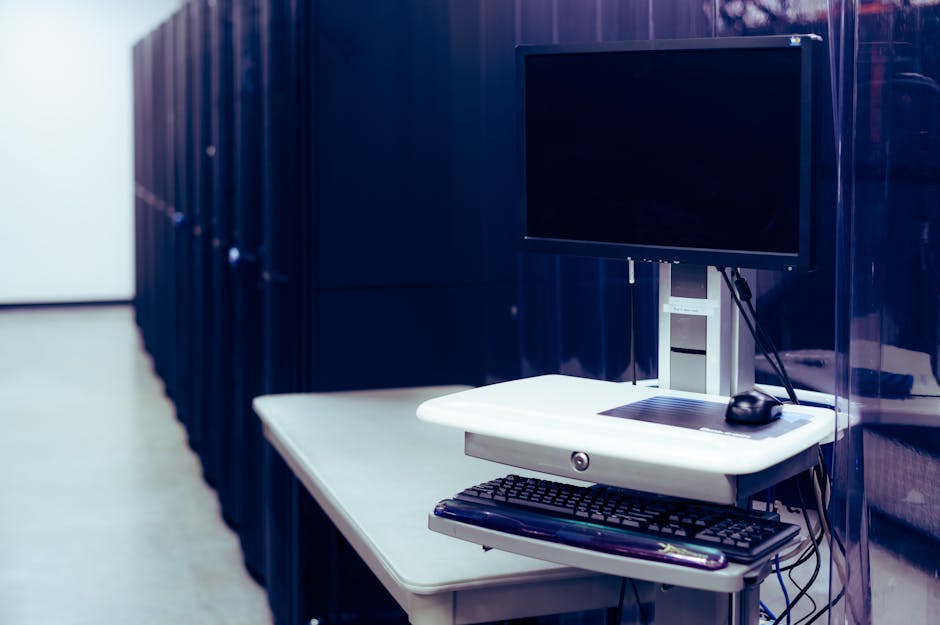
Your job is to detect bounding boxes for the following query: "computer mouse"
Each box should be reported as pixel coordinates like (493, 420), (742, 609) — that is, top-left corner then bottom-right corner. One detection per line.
(725, 389), (783, 425)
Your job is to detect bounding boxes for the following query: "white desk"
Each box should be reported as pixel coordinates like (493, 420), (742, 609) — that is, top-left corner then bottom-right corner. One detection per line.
(419, 375), (837, 625)
(254, 387), (622, 625)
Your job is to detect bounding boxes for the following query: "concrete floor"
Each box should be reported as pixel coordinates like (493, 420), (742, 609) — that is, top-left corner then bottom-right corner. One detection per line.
(0, 306), (271, 625)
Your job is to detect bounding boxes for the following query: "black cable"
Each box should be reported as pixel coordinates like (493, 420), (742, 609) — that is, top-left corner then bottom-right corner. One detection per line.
(773, 529), (823, 574)
(745, 296), (793, 396)
(805, 474), (848, 625)
(801, 586), (845, 625)
(788, 485), (822, 617)
(630, 579), (649, 625)
(774, 547), (814, 574)
(613, 577), (627, 625)
(773, 476), (825, 574)
(731, 267), (786, 369)
(717, 268), (793, 397)
(813, 464), (845, 555)
(813, 451), (846, 557)
(773, 482), (822, 575)
(718, 268), (780, 377)
(731, 268), (799, 405)
(815, 448), (829, 493)
(789, 568), (818, 624)
(773, 481), (822, 625)
(726, 268), (800, 404)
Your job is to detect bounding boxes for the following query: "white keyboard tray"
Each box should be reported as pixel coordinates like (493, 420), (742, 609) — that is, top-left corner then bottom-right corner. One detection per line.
(428, 514), (767, 593)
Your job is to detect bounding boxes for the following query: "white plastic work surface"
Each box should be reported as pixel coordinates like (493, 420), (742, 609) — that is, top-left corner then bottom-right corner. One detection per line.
(254, 387), (614, 598)
(417, 375), (835, 477)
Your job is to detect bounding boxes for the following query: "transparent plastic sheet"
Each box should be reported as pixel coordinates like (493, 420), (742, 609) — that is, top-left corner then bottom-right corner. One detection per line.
(835, 1), (940, 624)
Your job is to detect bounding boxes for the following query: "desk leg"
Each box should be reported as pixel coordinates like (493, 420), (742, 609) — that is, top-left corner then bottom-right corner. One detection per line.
(407, 593), (454, 625)
(730, 580), (761, 625)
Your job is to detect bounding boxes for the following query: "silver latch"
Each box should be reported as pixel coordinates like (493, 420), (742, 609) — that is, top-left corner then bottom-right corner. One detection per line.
(570, 451), (590, 472)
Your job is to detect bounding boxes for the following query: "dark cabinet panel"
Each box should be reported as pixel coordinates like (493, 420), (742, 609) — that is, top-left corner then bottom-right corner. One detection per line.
(312, 286), (486, 392)
(186, 0), (213, 455)
(313, 2), (485, 289)
(205, 0), (238, 527)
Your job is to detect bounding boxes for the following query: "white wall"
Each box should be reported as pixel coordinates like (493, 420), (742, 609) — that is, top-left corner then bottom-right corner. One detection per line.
(0, 0), (179, 304)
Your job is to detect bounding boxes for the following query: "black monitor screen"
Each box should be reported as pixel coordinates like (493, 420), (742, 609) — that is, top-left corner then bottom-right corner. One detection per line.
(521, 36), (815, 270)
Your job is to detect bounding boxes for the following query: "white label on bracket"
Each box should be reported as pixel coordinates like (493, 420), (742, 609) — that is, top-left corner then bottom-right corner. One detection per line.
(662, 297), (719, 316)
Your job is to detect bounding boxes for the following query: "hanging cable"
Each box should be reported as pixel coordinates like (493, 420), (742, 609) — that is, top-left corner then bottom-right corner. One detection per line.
(789, 567), (818, 624)
(630, 579), (649, 625)
(801, 586), (845, 625)
(773, 478), (825, 573)
(610, 577), (627, 625)
(718, 267), (794, 400)
(731, 268), (799, 404)
(720, 267), (799, 404)
(813, 449), (846, 557)
(772, 481), (822, 625)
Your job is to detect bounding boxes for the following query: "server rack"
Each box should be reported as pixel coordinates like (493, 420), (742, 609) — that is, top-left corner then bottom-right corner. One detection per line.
(206, 0), (238, 523)
(185, 0), (214, 455)
(257, 2), (325, 623)
(230, 0), (268, 581)
(133, 40), (146, 335)
(260, 0), (305, 396)
(264, 4), (490, 623)
(138, 30), (157, 357)
(151, 19), (171, 387)
(172, 6), (195, 437)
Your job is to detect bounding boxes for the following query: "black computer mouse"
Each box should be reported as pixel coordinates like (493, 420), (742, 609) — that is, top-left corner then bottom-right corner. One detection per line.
(725, 389), (783, 425)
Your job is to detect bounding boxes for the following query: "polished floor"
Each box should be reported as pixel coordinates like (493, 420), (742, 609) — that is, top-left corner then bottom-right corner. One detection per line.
(0, 306), (272, 625)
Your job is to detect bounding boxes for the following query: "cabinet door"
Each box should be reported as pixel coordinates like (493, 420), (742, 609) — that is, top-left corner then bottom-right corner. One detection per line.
(311, 286), (486, 392)
(313, 1), (486, 289)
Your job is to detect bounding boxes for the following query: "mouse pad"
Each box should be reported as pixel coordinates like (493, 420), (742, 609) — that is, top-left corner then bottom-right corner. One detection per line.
(599, 396), (811, 440)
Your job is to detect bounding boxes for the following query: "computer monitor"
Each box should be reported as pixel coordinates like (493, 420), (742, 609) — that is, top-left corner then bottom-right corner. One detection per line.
(519, 34), (818, 272)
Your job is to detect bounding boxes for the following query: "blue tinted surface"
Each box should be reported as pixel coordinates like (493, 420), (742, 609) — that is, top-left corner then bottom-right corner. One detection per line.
(836, 3), (940, 624)
(716, 2), (940, 623)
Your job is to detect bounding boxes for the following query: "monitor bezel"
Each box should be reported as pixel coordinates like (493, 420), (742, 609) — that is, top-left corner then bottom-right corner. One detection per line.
(517, 34), (818, 272)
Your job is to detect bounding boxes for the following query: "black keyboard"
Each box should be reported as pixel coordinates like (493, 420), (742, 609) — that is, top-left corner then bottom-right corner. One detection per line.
(434, 474), (800, 567)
